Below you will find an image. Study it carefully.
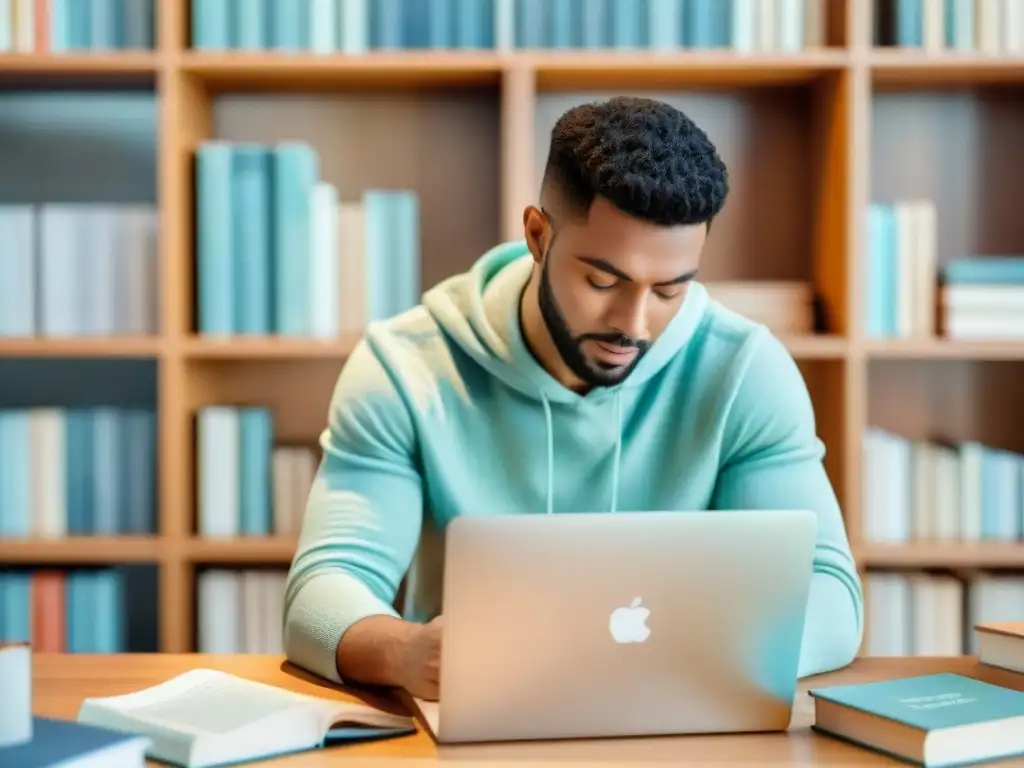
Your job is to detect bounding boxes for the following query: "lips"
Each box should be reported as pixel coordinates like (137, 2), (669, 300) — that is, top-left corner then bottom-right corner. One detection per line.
(594, 341), (638, 361)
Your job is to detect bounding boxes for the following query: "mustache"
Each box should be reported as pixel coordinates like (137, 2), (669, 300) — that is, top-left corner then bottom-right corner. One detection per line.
(580, 332), (650, 349)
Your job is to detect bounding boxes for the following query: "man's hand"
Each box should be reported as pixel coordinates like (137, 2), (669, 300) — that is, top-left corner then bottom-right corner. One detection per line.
(397, 615), (443, 700)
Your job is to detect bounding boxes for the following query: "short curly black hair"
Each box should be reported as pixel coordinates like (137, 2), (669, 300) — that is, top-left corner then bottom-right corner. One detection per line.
(541, 96), (729, 227)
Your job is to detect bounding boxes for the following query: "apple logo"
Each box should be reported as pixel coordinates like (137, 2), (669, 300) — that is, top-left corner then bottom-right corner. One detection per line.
(609, 597), (651, 643)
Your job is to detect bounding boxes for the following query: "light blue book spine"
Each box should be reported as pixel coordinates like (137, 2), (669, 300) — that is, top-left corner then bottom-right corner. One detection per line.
(64, 409), (93, 535)
(0, 412), (31, 538)
(362, 192), (388, 322)
(516, 0), (544, 47)
(49, 0), (70, 50)
(0, 0), (10, 51)
(239, 408), (273, 536)
(120, 409), (156, 534)
(648, 0), (681, 50)
(123, 0), (154, 48)
(944, 258), (1024, 285)
(272, 143), (319, 336)
(945, 0), (974, 50)
(233, 0), (269, 48)
(92, 408), (121, 535)
(686, 0), (717, 47)
(370, 0), (402, 47)
(580, 0), (605, 47)
(980, 448), (1021, 540)
(70, 0), (92, 48)
(93, 570), (123, 653)
(1, 572), (31, 643)
(0, 206), (35, 338)
(232, 145), (273, 334)
(455, 0), (491, 47)
(730, 0), (755, 51)
(66, 571), (90, 652)
(310, 0), (338, 50)
(896, 0), (923, 46)
(196, 144), (235, 335)
(339, 0), (369, 52)
(192, 0), (232, 48)
(427, 0), (453, 48)
(866, 204), (896, 338)
(394, 192), (421, 316)
(611, 0), (644, 47)
(90, 0), (120, 48)
(546, 0), (574, 47)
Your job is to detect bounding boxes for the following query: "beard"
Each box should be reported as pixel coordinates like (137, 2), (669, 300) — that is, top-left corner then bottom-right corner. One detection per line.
(537, 257), (650, 388)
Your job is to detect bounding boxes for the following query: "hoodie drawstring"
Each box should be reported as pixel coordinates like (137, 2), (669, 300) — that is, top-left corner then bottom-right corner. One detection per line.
(541, 391), (623, 515)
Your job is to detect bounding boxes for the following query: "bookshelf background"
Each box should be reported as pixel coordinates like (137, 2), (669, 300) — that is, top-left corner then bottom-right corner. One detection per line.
(1, 0), (1023, 659)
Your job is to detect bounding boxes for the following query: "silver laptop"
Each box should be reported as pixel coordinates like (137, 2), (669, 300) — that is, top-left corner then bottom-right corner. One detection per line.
(410, 508), (818, 744)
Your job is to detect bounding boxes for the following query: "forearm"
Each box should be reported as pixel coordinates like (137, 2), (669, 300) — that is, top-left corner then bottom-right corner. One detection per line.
(335, 615), (418, 688)
(797, 570), (863, 679)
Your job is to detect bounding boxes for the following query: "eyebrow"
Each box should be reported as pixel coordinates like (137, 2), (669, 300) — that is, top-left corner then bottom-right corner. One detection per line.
(576, 256), (698, 287)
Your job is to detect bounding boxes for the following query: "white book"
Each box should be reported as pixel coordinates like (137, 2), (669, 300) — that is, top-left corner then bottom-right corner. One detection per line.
(197, 570), (241, 653)
(731, 0), (757, 53)
(977, 0), (1002, 53)
(272, 448), (295, 535)
(493, 0), (515, 49)
(339, 0), (367, 52)
(13, 0), (33, 52)
(894, 202), (916, 337)
(758, 0), (777, 50)
(241, 570), (264, 653)
(338, 201), (366, 335)
(922, 0), (946, 52)
(776, 0), (803, 51)
(310, 0), (337, 52)
(197, 407), (240, 538)
(76, 669), (415, 768)
(30, 408), (66, 539)
(0, 206), (36, 337)
(310, 183), (340, 338)
(1003, 0), (1024, 51)
(910, 200), (937, 337)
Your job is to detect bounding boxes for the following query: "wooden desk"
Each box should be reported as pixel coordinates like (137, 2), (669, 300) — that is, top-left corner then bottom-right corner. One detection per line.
(30, 653), (1024, 766)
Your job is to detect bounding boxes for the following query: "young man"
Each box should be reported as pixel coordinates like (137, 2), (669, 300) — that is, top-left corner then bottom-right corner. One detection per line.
(283, 96), (863, 701)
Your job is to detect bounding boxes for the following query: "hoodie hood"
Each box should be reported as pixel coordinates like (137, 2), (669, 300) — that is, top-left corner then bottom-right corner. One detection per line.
(421, 241), (709, 515)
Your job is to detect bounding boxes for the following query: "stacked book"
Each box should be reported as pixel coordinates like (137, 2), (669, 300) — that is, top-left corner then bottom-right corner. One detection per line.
(861, 428), (1023, 544)
(190, 0), (829, 52)
(0, 407), (158, 539)
(864, 200), (938, 339)
(703, 280), (815, 335)
(196, 141), (420, 338)
(0, 204), (159, 339)
(941, 257), (1024, 340)
(195, 406), (319, 538)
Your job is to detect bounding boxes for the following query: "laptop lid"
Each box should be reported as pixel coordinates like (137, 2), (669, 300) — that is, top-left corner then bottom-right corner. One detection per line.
(417, 509), (817, 744)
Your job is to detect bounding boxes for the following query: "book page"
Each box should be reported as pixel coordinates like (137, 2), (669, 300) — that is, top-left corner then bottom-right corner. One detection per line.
(79, 669), (366, 738)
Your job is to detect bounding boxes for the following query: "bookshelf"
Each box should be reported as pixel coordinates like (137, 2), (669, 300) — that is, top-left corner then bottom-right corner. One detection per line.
(1, 0), (1023, 658)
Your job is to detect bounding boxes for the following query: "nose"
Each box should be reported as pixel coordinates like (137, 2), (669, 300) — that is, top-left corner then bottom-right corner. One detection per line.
(609, 294), (648, 342)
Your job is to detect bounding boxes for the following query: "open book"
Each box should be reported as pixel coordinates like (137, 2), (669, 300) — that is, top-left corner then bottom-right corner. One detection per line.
(75, 668), (416, 768)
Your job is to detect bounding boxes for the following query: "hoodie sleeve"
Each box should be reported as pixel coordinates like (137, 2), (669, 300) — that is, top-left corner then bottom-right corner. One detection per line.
(282, 338), (423, 684)
(710, 330), (864, 679)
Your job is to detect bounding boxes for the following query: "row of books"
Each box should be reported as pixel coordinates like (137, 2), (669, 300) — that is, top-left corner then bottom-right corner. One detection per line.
(703, 281), (815, 335)
(941, 257), (1024, 340)
(0, 568), (126, 652)
(196, 406), (318, 538)
(196, 141), (419, 337)
(864, 571), (1022, 657)
(864, 200), (937, 339)
(862, 428), (1024, 544)
(0, 204), (159, 339)
(879, 0), (1023, 53)
(0, 0), (155, 52)
(190, 0), (828, 52)
(0, 407), (157, 539)
(197, 568), (287, 654)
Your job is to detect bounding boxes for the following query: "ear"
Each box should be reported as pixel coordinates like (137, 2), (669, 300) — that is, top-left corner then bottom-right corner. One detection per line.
(522, 205), (547, 264)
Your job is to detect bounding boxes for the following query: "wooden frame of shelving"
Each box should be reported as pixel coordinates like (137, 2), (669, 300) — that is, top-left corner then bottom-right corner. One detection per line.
(1, 0), (1024, 654)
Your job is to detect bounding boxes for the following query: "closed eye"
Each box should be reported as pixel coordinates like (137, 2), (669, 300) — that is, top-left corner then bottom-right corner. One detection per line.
(587, 276), (616, 291)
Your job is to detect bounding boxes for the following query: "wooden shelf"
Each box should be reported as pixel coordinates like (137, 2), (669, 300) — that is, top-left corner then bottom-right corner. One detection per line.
(870, 51), (1024, 87)
(0, 537), (162, 565)
(180, 51), (505, 91)
(183, 336), (361, 360)
(187, 537), (299, 564)
(858, 542), (1024, 569)
(864, 339), (1024, 360)
(0, 52), (159, 88)
(0, 337), (163, 359)
(780, 335), (849, 359)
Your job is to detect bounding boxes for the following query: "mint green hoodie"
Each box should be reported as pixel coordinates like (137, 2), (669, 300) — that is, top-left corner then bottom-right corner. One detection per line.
(283, 242), (863, 683)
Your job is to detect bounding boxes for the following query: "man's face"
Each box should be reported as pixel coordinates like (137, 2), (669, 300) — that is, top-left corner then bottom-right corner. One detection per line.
(529, 196), (707, 389)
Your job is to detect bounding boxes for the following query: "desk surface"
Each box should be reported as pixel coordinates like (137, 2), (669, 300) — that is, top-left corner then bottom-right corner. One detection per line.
(30, 653), (1024, 767)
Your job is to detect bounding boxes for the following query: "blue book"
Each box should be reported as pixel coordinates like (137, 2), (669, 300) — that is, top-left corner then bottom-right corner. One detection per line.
(0, 716), (150, 767)
(191, 0), (232, 49)
(944, 258), (1024, 285)
(272, 143), (319, 336)
(231, 145), (273, 334)
(196, 143), (236, 335)
(810, 673), (1024, 767)
(239, 408), (273, 536)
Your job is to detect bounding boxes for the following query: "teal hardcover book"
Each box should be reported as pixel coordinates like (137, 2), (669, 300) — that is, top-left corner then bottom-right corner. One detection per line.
(809, 673), (1024, 767)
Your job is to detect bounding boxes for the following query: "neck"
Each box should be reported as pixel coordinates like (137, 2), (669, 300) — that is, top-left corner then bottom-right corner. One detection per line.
(519, 268), (588, 393)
